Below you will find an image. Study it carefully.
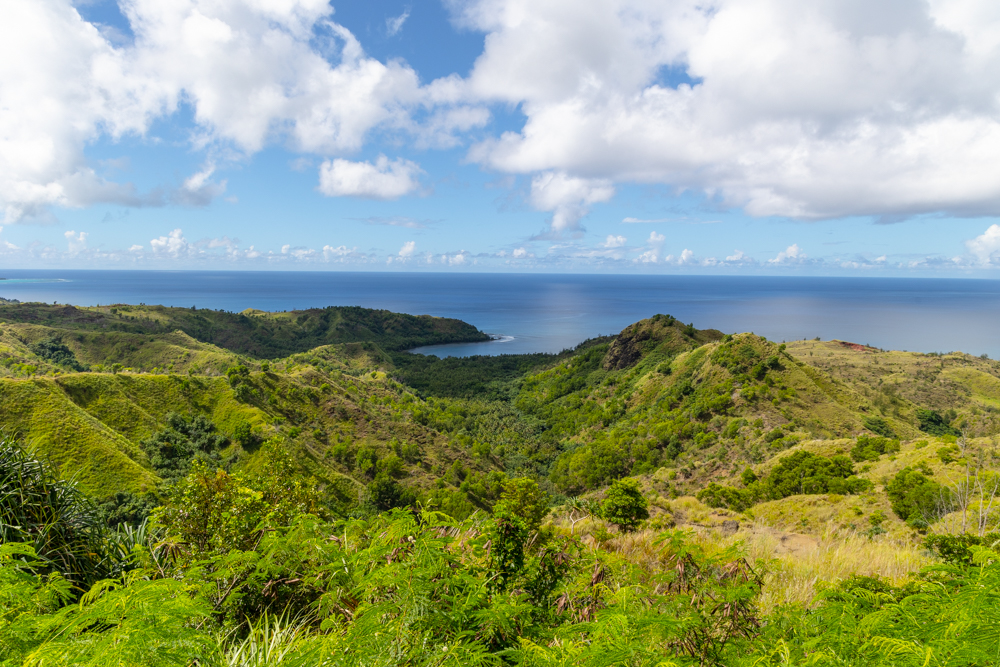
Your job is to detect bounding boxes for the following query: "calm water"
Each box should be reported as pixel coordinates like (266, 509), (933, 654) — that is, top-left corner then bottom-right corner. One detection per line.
(1, 270), (998, 358)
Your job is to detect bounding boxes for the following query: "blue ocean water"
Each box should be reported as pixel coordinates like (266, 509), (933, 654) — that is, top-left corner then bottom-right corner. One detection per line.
(1, 270), (999, 358)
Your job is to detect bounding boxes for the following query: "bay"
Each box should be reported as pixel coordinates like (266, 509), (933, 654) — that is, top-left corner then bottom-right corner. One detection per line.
(1, 270), (999, 358)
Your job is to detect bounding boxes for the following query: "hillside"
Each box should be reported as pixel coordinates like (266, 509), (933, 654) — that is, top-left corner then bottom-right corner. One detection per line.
(0, 302), (489, 362)
(4, 302), (1000, 664)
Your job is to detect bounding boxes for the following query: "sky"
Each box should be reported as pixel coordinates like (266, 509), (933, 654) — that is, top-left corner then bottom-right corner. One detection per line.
(2, 0), (1000, 274)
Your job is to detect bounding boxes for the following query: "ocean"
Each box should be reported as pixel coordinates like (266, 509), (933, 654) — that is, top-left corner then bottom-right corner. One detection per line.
(1, 270), (999, 358)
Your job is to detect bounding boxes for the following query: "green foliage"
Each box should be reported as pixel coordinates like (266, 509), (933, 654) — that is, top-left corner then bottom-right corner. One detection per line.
(493, 477), (549, 532)
(744, 551), (1000, 666)
(366, 474), (417, 511)
(153, 444), (322, 560)
(0, 302), (490, 359)
(389, 351), (556, 399)
(24, 575), (215, 667)
(139, 413), (228, 483)
(862, 415), (897, 439)
(0, 436), (117, 589)
(95, 492), (158, 529)
(850, 434), (900, 462)
(698, 451), (872, 511)
(29, 338), (87, 372)
(762, 451), (871, 499)
(916, 408), (962, 437)
(230, 419), (262, 450)
(886, 466), (947, 523)
(924, 532), (1000, 565)
(600, 478), (649, 532)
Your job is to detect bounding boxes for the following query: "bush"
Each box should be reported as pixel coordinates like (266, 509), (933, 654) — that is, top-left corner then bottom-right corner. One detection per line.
(850, 435), (900, 462)
(924, 532), (1000, 565)
(493, 477), (549, 532)
(916, 408), (961, 437)
(886, 466), (947, 522)
(600, 478), (649, 532)
(30, 337), (87, 372)
(697, 451), (872, 511)
(763, 451), (871, 499)
(862, 415), (897, 439)
(367, 474), (416, 511)
(0, 436), (116, 588)
(140, 413), (228, 482)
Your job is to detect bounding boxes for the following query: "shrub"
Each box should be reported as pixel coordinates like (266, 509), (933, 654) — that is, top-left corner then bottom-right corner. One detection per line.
(30, 337), (87, 372)
(763, 451), (871, 499)
(367, 474), (416, 511)
(862, 415), (897, 439)
(924, 532), (1000, 565)
(600, 478), (649, 532)
(850, 435), (900, 462)
(140, 413), (228, 483)
(886, 466), (947, 522)
(493, 477), (549, 532)
(0, 436), (115, 588)
(917, 408), (961, 437)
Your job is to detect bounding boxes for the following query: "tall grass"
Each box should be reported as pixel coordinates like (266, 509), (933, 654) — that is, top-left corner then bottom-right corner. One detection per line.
(557, 516), (930, 614)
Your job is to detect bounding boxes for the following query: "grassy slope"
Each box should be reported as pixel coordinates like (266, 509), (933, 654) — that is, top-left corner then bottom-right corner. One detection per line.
(6, 301), (1000, 537)
(0, 303), (496, 499)
(0, 342), (504, 501)
(0, 303), (489, 361)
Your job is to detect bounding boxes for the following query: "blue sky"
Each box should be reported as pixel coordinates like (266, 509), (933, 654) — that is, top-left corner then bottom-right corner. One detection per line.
(2, 0), (1000, 273)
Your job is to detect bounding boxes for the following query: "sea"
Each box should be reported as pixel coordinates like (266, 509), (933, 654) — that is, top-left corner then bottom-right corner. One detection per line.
(1, 270), (999, 359)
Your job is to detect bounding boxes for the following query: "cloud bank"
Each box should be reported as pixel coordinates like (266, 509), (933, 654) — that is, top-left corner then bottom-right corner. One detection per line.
(4, 0), (1000, 236)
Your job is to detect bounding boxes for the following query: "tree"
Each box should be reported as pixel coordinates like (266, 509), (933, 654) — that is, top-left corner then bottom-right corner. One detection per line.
(600, 478), (649, 532)
(493, 477), (549, 532)
(886, 466), (946, 524)
(367, 474), (416, 511)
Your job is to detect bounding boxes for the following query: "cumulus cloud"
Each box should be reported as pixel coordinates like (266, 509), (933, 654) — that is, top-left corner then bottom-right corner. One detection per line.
(398, 240), (416, 257)
(966, 224), (1000, 265)
(460, 0), (1000, 220)
(768, 243), (805, 264)
(64, 230), (87, 253)
(150, 228), (193, 258)
(318, 156), (423, 199)
(512, 247), (528, 258)
(634, 231), (666, 263)
(0, 0), (424, 220)
(529, 171), (614, 235)
(600, 234), (626, 248)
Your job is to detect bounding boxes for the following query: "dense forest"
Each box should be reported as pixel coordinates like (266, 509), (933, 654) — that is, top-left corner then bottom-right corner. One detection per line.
(2, 302), (1000, 664)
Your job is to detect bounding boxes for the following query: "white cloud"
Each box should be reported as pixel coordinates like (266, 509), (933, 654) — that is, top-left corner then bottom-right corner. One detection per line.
(64, 230), (87, 253)
(768, 243), (804, 264)
(678, 248), (695, 265)
(966, 224), (1000, 265)
(529, 171), (614, 234)
(173, 163), (227, 206)
(150, 228), (193, 258)
(634, 230), (666, 263)
(0, 0), (425, 220)
(461, 0), (1000, 220)
(318, 155), (423, 199)
(512, 247), (528, 258)
(600, 234), (626, 248)
(386, 9), (410, 37)
(398, 240), (416, 257)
